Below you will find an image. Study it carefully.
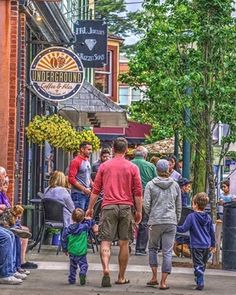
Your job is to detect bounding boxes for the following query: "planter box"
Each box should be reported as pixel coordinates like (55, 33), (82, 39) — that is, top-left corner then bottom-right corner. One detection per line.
(52, 233), (61, 246)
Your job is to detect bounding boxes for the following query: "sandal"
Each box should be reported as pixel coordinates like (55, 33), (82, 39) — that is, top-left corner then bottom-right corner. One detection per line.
(146, 280), (159, 286)
(115, 279), (130, 285)
(159, 286), (170, 290)
(101, 275), (111, 287)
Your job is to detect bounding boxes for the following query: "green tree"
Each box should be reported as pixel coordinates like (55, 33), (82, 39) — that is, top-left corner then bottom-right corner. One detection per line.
(122, 0), (236, 220)
(128, 101), (174, 142)
(95, 0), (136, 37)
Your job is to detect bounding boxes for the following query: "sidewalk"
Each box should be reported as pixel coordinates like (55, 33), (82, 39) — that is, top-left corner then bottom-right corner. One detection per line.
(1, 245), (236, 295)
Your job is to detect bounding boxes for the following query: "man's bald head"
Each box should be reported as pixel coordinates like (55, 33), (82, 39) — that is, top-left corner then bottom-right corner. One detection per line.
(134, 146), (148, 158)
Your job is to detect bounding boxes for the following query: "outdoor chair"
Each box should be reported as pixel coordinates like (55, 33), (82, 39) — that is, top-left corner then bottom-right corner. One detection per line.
(93, 196), (102, 224)
(174, 207), (194, 258)
(37, 192), (44, 199)
(38, 198), (65, 255)
(88, 197), (103, 253)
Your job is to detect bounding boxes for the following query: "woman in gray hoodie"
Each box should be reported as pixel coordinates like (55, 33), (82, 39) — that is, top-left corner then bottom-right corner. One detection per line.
(144, 159), (182, 290)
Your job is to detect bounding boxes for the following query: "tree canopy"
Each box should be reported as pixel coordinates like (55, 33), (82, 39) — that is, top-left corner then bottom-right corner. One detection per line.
(122, 0), (236, 219)
(95, 0), (139, 37)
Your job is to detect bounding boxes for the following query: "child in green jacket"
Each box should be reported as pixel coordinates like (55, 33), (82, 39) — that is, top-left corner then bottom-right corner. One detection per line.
(62, 208), (97, 285)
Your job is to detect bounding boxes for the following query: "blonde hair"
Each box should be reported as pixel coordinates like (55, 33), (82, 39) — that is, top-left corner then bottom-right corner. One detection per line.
(12, 205), (24, 217)
(48, 171), (67, 188)
(65, 176), (71, 189)
(193, 192), (209, 210)
(72, 208), (85, 223)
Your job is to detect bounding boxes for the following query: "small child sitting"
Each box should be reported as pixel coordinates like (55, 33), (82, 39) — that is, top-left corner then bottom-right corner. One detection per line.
(0, 205), (32, 239)
(177, 192), (216, 291)
(0, 205), (24, 227)
(62, 208), (98, 285)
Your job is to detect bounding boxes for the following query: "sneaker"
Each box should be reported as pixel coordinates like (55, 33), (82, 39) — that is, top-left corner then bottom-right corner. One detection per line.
(135, 250), (147, 256)
(10, 228), (32, 239)
(17, 268), (30, 275)
(195, 285), (204, 291)
(68, 280), (76, 284)
(79, 274), (86, 286)
(21, 261), (38, 269)
(14, 272), (27, 280)
(0, 276), (22, 285)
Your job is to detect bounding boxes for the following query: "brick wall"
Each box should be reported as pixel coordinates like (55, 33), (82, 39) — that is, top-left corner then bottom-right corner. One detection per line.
(6, 0), (19, 203)
(0, 1), (10, 170)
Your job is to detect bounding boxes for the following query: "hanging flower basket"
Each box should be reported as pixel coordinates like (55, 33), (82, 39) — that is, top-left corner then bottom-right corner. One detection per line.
(26, 114), (100, 151)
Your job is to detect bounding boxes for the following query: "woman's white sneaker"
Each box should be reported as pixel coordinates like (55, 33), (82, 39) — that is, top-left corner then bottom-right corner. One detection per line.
(14, 271), (27, 280)
(0, 276), (22, 285)
(17, 268), (30, 275)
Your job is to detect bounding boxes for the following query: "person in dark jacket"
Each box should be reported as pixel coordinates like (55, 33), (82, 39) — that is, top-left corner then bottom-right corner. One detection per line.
(92, 148), (111, 175)
(177, 192), (216, 291)
(62, 208), (97, 285)
(178, 178), (192, 207)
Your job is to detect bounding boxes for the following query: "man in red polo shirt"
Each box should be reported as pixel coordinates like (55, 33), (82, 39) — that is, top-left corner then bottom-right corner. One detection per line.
(86, 137), (142, 287)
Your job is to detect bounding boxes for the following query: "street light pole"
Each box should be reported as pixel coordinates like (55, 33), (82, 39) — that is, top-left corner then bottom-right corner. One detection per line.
(178, 33), (195, 179)
(182, 105), (191, 179)
(174, 131), (179, 160)
(182, 56), (191, 179)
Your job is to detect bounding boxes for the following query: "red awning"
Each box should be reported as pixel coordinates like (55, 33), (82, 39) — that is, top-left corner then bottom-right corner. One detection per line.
(93, 127), (125, 135)
(125, 121), (151, 139)
(93, 121), (152, 143)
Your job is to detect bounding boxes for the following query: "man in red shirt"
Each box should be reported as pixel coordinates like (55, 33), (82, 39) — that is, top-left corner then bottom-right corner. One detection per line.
(68, 141), (93, 211)
(86, 137), (142, 287)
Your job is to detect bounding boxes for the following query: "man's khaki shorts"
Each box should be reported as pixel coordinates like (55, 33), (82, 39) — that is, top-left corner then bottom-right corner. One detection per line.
(99, 204), (133, 241)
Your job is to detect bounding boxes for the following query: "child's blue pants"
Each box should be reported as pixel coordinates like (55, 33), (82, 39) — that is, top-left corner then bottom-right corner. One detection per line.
(68, 254), (88, 284)
(191, 248), (209, 287)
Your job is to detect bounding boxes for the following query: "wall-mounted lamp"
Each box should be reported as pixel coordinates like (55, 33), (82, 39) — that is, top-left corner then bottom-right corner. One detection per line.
(35, 12), (42, 22)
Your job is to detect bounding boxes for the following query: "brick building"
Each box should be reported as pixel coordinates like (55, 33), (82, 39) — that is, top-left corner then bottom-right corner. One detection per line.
(0, 0), (75, 205)
(0, 0), (20, 203)
(0, 0), (126, 208)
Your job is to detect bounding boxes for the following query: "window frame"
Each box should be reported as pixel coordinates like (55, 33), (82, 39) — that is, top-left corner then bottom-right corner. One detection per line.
(95, 50), (113, 96)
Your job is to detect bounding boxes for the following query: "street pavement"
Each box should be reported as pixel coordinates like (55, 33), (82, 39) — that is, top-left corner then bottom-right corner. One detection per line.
(1, 245), (236, 295)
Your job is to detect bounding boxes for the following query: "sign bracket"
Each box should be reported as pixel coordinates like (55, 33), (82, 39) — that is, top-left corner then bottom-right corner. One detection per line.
(26, 40), (76, 46)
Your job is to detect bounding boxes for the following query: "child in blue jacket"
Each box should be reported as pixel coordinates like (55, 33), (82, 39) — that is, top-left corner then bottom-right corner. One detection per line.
(62, 208), (98, 285)
(177, 192), (216, 291)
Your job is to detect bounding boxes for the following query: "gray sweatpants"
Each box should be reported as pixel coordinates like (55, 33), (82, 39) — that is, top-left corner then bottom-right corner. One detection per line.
(148, 224), (176, 274)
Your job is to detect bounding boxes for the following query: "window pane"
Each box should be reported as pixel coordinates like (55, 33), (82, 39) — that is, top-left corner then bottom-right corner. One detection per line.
(119, 87), (129, 105)
(131, 88), (141, 101)
(95, 73), (110, 94)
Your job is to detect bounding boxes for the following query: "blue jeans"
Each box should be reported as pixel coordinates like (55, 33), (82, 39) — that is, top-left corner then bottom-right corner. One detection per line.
(191, 248), (209, 287)
(15, 235), (21, 269)
(135, 212), (149, 252)
(0, 227), (16, 278)
(68, 255), (88, 284)
(71, 192), (89, 211)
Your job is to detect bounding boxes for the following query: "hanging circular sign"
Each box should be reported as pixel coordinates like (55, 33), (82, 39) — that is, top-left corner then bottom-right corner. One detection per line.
(30, 47), (85, 101)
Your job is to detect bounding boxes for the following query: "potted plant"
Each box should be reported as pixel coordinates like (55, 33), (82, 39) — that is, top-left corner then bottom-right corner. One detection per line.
(46, 228), (61, 246)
